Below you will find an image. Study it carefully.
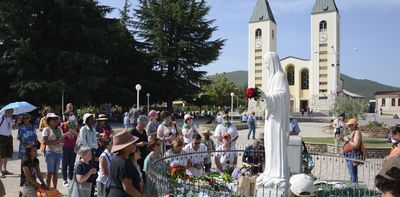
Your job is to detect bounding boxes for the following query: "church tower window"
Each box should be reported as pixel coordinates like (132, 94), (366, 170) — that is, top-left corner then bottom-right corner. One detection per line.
(272, 30), (275, 40)
(382, 98), (386, 106)
(255, 29), (262, 38)
(286, 65), (294, 85)
(392, 98), (396, 106)
(301, 69), (309, 90)
(319, 21), (327, 32)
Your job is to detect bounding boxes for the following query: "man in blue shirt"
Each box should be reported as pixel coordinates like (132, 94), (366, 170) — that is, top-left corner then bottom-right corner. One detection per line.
(241, 114), (248, 123)
(247, 112), (256, 140)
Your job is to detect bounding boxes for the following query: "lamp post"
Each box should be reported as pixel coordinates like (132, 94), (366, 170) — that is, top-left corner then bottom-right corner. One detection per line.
(135, 84), (142, 110)
(146, 93), (150, 114)
(230, 92), (235, 122)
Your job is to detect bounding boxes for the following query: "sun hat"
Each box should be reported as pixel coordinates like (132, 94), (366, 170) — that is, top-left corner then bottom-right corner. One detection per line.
(346, 118), (358, 126)
(289, 174), (315, 196)
(111, 131), (139, 153)
(148, 110), (159, 117)
(184, 114), (194, 122)
(83, 113), (94, 124)
(96, 114), (109, 121)
(46, 113), (59, 119)
(377, 157), (400, 181)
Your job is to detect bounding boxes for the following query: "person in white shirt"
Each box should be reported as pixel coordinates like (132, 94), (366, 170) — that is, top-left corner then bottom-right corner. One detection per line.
(79, 114), (98, 150)
(182, 114), (199, 144)
(96, 136), (113, 197)
(0, 108), (20, 178)
(215, 133), (237, 173)
(214, 114), (238, 148)
(332, 113), (346, 154)
(183, 133), (208, 176)
(157, 111), (178, 154)
(123, 112), (129, 129)
(215, 113), (223, 124)
(164, 139), (190, 168)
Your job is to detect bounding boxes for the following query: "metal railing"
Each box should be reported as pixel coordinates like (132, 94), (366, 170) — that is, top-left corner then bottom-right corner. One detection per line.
(146, 149), (382, 197)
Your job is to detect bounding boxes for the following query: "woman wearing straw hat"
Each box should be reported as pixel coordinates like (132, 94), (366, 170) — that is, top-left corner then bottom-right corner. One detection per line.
(182, 114), (199, 145)
(108, 131), (144, 197)
(96, 114), (114, 137)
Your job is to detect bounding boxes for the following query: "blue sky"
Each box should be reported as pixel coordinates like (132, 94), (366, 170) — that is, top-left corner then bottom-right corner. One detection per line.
(98, 0), (400, 87)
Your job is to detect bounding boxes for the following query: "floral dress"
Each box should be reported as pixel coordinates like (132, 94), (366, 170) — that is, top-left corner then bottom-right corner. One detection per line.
(18, 125), (37, 159)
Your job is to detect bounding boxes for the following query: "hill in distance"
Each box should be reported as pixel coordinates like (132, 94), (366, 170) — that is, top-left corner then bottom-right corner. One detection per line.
(208, 71), (399, 100)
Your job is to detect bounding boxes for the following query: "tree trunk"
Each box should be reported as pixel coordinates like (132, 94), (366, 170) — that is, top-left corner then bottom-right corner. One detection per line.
(167, 98), (173, 113)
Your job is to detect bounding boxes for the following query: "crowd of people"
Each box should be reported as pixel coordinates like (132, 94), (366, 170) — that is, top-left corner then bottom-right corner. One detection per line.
(0, 102), (400, 197)
(0, 103), (266, 197)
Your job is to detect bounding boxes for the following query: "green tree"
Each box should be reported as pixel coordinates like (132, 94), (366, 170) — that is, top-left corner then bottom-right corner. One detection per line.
(202, 74), (241, 108)
(134, 0), (225, 112)
(0, 0), (148, 107)
(332, 95), (368, 119)
(120, 0), (133, 27)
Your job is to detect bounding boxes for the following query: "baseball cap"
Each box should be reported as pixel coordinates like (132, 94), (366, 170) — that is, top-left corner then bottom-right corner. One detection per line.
(148, 110), (159, 117)
(289, 174), (315, 196)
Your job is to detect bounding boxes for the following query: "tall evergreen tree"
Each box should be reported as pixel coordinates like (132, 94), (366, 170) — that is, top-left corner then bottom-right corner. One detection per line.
(120, 0), (133, 27)
(134, 0), (225, 111)
(0, 0), (147, 107)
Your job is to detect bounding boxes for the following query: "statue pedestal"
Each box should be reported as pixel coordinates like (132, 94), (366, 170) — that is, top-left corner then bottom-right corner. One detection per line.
(256, 184), (288, 197)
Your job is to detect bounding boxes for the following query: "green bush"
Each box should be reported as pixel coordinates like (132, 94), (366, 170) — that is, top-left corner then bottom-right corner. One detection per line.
(76, 106), (99, 117)
(332, 96), (368, 119)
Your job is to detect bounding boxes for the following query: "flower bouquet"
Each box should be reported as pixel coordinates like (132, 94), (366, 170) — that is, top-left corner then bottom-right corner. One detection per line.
(231, 163), (252, 180)
(244, 87), (262, 101)
(170, 165), (189, 183)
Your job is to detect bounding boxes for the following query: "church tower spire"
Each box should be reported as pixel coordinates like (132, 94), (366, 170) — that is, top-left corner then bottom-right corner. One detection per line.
(248, 0), (276, 115)
(310, 0), (340, 112)
(311, 0), (339, 15)
(250, 0), (276, 24)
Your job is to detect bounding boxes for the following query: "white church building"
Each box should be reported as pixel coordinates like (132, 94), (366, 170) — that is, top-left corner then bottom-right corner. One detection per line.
(248, 0), (342, 114)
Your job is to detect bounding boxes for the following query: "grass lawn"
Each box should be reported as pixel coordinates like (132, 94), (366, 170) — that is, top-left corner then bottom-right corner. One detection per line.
(303, 137), (392, 148)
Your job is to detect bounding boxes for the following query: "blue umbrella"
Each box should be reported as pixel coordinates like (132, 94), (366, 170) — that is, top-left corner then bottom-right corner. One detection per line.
(0, 101), (37, 115)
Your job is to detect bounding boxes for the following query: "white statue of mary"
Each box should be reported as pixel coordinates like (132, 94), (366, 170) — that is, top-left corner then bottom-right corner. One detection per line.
(256, 52), (290, 188)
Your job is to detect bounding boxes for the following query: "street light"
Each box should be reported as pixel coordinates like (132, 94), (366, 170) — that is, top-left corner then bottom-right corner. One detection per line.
(135, 84), (141, 110)
(230, 92), (235, 121)
(146, 93), (150, 114)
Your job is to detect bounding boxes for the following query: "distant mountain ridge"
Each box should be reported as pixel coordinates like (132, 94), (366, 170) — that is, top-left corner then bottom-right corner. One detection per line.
(208, 71), (400, 100)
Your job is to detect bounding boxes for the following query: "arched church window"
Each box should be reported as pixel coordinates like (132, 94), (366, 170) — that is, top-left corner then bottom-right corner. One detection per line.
(392, 98), (396, 106)
(382, 98), (386, 106)
(319, 21), (327, 32)
(286, 65), (294, 85)
(255, 29), (262, 38)
(301, 69), (309, 90)
(398, 98), (400, 106)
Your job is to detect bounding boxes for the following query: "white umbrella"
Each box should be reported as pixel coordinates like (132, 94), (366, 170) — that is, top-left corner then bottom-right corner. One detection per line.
(0, 101), (37, 115)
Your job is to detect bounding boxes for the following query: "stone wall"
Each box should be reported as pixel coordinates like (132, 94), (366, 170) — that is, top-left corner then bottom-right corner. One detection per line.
(305, 143), (390, 158)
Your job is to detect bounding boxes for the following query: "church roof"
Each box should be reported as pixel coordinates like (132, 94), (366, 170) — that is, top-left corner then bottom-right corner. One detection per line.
(311, 0), (339, 15)
(343, 89), (365, 98)
(250, 0), (276, 24)
(280, 56), (310, 62)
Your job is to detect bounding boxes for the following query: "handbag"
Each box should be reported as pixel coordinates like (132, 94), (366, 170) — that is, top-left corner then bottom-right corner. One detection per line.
(69, 162), (93, 197)
(36, 188), (61, 197)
